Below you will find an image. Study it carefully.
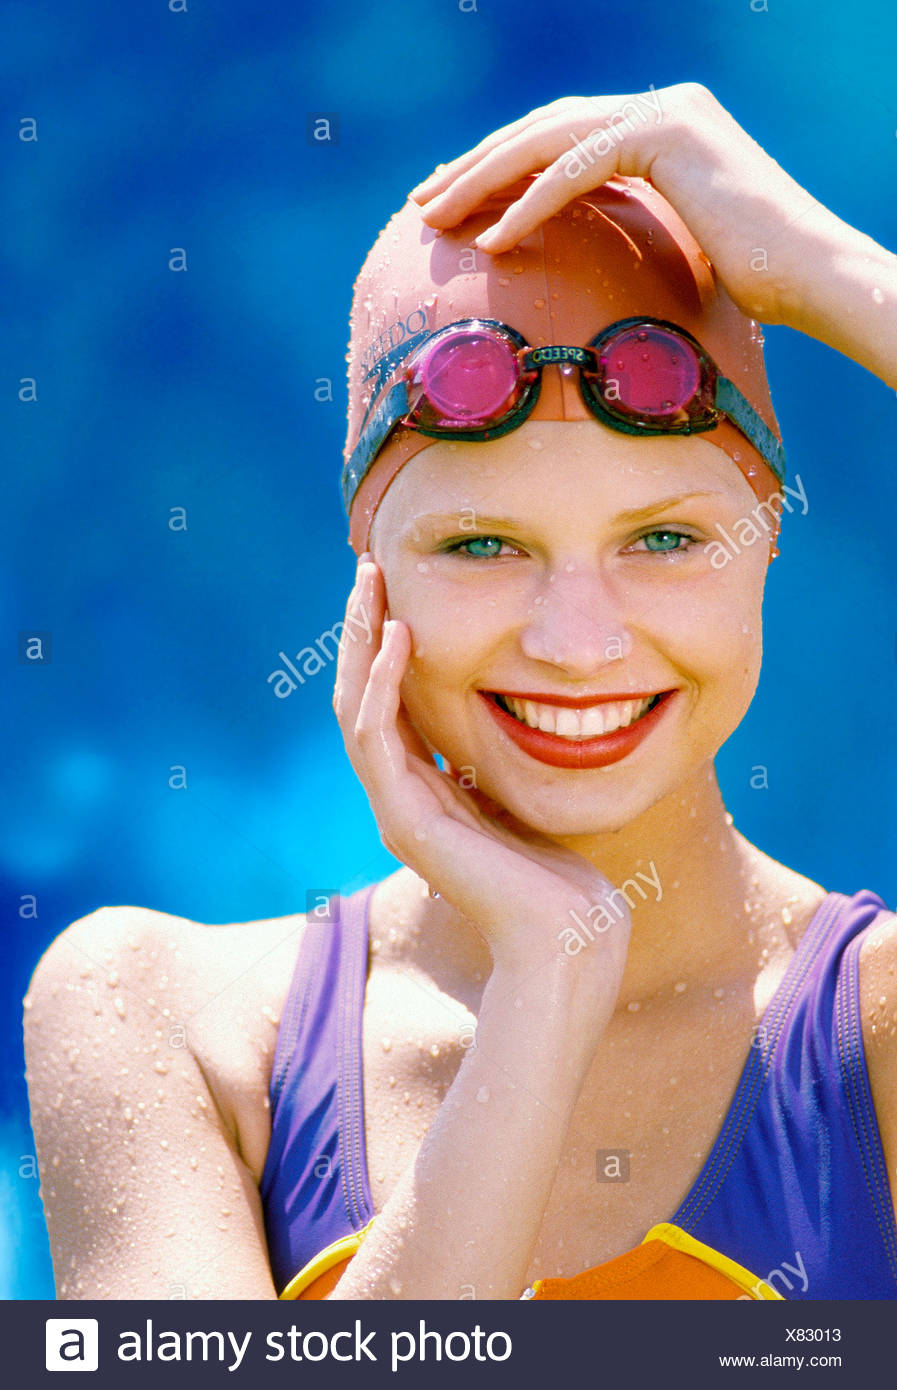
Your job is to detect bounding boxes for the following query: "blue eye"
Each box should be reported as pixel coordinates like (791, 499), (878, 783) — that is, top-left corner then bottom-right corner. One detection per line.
(637, 529), (696, 553)
(443, 535), (508, 558)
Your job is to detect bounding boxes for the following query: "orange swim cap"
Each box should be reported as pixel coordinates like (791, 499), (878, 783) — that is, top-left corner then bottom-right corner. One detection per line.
(343, 175), (785, 557)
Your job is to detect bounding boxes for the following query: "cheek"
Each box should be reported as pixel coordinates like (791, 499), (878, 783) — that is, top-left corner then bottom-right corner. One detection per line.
(641, 558), (765, 692)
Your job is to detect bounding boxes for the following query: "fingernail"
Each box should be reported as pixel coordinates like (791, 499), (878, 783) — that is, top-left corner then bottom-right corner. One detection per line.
(358, 550), (373, 566)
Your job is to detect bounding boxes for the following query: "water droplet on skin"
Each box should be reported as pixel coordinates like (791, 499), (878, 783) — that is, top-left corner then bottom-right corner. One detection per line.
(533, 298), (545, 309)
(413, 827), (427, 841)
(416, 561), (430, 573)
(498, 276), (511, 287)
(781, 906), (793, 925)
(872, 287), (885, 304)
(429, 1043), (440, 1057)
(123, 1107), (134, 1122)
(153, 1061), (169, 1075)
(381, 1037), (392, 1052)
(113, 997), (126, 1019)
(674, 981), (687, 994)
(527, 437), (543, 450)
(627, 1001), (641, 1012)
(713, 987), (725, 999)
(388, 1075), (396, 1087)
(106, 971), (120, 988)
(476, 1086), (490, 1103)
(189, 1156), (198, 1170)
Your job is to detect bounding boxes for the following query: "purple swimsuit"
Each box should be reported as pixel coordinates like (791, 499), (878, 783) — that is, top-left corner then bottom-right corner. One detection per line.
(259, 883), (897, 1298)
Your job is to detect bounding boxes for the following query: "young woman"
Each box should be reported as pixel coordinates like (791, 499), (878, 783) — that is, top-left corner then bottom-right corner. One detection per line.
(25, 84), (897, 1301)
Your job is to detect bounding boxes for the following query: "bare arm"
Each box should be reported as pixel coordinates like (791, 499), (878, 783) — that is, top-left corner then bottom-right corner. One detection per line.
(328, 561), (632, 1299)
(410, 84), (897, 389)
(771, 205), (897, 389)
(329, 955), (607, 1299)
(23, 907), (279, 1300)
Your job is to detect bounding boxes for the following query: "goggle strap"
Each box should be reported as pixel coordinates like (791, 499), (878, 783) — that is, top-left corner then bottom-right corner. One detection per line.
(341, 351), (789, 513)
(341, 380), (410, 512)
(714, 376), (786, 484)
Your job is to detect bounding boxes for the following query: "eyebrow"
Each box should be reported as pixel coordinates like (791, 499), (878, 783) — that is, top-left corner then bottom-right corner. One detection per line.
(405, 493), (728, 536)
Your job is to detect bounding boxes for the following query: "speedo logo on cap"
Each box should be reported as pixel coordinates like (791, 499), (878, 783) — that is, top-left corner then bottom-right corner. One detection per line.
(356, 308), (431, 436)
(360, 308), (429, 378)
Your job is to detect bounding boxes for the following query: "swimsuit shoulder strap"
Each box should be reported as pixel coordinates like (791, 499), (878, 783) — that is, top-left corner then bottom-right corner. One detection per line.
(674, 889), (897, 1297)
(259, 883), (377, 1294)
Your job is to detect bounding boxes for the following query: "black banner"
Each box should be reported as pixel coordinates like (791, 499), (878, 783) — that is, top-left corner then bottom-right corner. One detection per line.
(10, 1298), (889, 1387)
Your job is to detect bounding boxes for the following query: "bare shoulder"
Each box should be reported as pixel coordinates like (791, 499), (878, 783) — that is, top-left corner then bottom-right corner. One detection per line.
(27, 903), (306, 1170)
(857, 901), (897, 1037)
(23, 903), (306, 1298)
(856, 903), (897, 1224)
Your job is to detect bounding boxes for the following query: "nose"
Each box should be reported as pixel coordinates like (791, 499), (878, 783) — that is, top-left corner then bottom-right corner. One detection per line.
(518, 563), (633, 675)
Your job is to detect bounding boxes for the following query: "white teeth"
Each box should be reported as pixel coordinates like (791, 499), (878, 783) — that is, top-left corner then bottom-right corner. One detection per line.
(555, 709), (580, 737)
(579, 705), (606, 737)
(501, 694), (656, 739)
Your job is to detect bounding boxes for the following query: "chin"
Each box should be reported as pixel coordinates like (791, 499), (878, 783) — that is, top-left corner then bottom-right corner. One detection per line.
(474, 780), (659, 839)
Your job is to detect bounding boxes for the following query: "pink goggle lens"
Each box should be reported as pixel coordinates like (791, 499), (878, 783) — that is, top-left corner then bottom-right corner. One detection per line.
(601, 327), (701, 419)
(417, 329), (520, 424)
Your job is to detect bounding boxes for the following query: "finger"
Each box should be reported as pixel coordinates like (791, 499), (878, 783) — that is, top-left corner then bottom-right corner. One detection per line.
(408, 99), (584, 203)
(414, 114), (574, 227)
(415, 94), (657, 241)
(333, 559), (385, 733)
(394, 698), (441, 767)
(355, 624), (509, 868)
(473, 143), (625, 253)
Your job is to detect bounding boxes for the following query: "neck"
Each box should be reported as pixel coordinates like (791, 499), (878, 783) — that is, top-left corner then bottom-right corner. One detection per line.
(556, 763), (767, 1007)
(407, 762), (799, 1012)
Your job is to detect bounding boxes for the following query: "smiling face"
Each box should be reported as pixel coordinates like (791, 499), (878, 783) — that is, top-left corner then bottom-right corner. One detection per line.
(368, 418), (772, 838)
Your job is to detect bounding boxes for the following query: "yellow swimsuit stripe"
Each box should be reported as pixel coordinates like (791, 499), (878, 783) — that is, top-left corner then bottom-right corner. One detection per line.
(526, 1222), (785, 1300)
(281, 1216), (784, 1301)
(278, 1217), (377, 1300)
(642, 1221), (785, 1298)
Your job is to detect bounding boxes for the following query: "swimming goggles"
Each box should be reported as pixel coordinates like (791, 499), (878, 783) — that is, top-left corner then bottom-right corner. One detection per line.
(342, 315), (786, 512)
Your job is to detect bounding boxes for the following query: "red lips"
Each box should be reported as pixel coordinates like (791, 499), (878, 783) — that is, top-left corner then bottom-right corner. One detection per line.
(479, 690), (677, 770)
